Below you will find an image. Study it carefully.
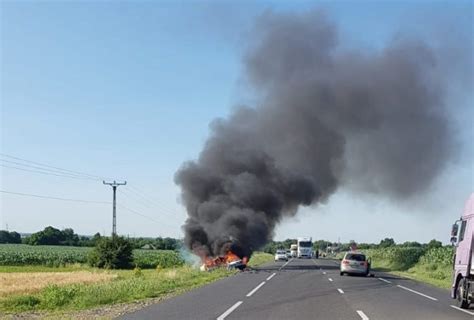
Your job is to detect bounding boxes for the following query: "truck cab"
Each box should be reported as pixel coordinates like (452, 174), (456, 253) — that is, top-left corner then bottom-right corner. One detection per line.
(290, 244), (298, 258)
(451, 193), (474, 309)
(297, 237), (313, 258)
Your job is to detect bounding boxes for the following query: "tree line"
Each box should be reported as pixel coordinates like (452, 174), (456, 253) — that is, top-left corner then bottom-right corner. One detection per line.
(0, 226), (182, 250)
(262, 237), (444, 254)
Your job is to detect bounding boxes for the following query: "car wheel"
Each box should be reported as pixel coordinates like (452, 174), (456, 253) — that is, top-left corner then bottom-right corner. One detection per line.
(456, 278), (470, 309)
(340, 272), (344, 276)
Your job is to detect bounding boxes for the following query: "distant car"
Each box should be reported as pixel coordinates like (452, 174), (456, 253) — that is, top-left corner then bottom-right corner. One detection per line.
(275, 250), (288, 261)
(340, 252), (371, 276)
(286, 250), (292, 259)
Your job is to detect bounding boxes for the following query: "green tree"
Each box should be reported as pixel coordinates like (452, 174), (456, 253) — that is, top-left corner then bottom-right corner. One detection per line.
(0, 230), (20, 243)
(379, 238), (396, 248)
(427, 239), (442, 249)
(88, 236), (134, 269)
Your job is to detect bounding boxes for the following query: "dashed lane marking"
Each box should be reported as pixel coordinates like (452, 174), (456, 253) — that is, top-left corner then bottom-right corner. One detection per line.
(246, 281), (266, 297)
(278, 258), (292, 271)
(450, 305), (474, 316)
(328, 278), (333, 282)
(356, 310), (369, 320)
(337, 288), (344, 294)
(217, 301), (243, 320)
(266, 273), (276, 281)
(378, 277), (392, 284)
(396, 285), (438, 301)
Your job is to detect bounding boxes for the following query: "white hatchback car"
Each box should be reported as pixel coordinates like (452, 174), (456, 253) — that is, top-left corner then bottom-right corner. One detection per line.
(274, 250), (288, 261)
(340, 252), (371, 276)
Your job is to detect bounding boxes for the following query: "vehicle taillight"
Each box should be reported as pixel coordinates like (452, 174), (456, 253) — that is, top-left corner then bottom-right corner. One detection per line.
(360, 261), (367, 266)
(342, 260), (350, 265)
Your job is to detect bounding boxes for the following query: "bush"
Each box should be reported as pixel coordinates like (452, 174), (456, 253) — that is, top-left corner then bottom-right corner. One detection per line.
(88, 236), (133, 269)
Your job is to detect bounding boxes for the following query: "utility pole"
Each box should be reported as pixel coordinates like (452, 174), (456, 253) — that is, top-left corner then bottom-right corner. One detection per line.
(103, 180), (127, 236)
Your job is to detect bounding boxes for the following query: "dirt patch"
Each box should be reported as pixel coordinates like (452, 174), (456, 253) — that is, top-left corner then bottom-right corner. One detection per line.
(0, 272), (116, 297)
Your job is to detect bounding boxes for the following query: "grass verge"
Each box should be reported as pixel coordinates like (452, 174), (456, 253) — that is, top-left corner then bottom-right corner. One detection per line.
(385, 264), (452, 289)
(0, 266), (234, 313)
(247, 252), (274, 267)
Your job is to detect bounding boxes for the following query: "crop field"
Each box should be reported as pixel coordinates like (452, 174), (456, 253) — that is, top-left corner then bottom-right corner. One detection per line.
(0, 244), (184, 268)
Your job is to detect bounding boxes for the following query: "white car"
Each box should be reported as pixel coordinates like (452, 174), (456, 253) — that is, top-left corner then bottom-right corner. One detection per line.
(340, 252), (371, 276)
(274, 250), (288, 261)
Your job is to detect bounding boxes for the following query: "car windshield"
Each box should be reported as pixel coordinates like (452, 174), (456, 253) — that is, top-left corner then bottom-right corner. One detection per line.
(299, 241), (312, 247)
(277, 250), (286, 254)
(345, 253), (366, 261)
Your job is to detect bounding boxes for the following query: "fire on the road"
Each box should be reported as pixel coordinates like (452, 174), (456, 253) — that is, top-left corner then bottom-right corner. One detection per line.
(200, 251), (248, 271)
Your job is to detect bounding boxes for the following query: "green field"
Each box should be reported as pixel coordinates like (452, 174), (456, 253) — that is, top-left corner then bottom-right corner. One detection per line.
(0, 244), (184, 269)
(0, 245), (273, 315)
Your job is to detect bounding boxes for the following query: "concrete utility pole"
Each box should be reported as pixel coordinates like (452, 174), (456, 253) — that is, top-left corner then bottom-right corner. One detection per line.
(103, 180), (127, 236)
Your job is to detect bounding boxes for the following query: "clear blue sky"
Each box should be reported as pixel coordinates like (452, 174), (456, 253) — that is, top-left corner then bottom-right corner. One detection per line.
(1, 0), (472, 243)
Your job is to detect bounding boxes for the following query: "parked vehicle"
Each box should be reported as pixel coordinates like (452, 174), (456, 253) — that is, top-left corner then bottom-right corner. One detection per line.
(297, 237), (312, 258)
(275, 250), (288, 261)
(286, 250), (292, 259)
(290, 244), (298, 258)
(450, 193), (474, 309)
(340, 252), (371, 276)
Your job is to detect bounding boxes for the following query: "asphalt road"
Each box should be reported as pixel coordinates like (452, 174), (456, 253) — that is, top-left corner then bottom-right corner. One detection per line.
(120, 258), (474, 320)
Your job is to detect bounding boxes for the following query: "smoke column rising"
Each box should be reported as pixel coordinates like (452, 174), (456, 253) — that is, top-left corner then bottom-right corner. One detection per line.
(175, 10), (456, 259)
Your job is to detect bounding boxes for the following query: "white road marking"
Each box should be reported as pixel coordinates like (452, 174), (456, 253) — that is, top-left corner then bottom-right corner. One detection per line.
(396, 285), (438, 301)
(266, 273), (276, 281)
(246, 281), (266, 297)
(328, 278), (333, 282)
(356, 310), (369, 320)
(323, 271), (327, 275)
(278, 258), (292, 271)
(337, 288), (344, 294)
(378, 277), (392, 284)
(450, 305), (474, 315)
(217, 301), (243, 320)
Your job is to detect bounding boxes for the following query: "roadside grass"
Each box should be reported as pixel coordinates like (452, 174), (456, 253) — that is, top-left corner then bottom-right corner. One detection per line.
(0, 264), (91, 273)
(247, 252), (274, 267)
(0, 266), (234, 313)
(0, 251), (274, 314)
(0, 271), (116, 297)
(387, 263), (452, 289)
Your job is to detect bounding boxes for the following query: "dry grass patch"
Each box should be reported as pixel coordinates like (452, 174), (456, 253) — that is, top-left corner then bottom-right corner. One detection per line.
(0, 271), (117, 297)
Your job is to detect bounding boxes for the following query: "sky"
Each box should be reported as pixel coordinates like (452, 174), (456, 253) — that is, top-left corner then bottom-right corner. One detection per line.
(1, 0), (472, 244)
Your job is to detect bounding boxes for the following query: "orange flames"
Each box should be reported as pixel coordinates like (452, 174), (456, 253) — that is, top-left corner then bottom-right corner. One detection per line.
(201, 251), (248, 271)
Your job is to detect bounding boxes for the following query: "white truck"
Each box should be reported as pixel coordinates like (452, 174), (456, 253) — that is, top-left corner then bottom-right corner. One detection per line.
(290, 244), (298, 258)
(297, 237), (313, 258)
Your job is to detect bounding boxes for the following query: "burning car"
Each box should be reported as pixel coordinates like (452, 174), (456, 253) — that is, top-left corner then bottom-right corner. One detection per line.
(200, 251), (249, 271)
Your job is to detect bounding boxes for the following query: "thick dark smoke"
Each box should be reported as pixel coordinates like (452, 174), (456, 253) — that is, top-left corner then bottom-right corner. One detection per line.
(175, 10), (456, 259)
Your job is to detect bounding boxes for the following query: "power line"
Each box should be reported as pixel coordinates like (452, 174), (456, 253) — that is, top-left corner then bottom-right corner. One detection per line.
(118, 189), (179, 219)
(0, 190), (176, 227)
(0, 159), (98, 180)
(1, 164), (98, 181)
(118, 204), (177, 228)
(0, 190), (111, 204)
(125, 185), (182, 216)
(0, 153), (110, 180)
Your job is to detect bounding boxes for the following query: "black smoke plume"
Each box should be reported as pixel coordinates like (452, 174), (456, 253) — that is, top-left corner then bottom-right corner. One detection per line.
(175, 10), (456, 259)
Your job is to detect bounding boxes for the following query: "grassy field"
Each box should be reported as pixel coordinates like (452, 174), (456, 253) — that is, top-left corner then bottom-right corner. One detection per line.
(0, 250), (273, 314)
(246, 252), (274, 267)
(0, 244), (184, 268)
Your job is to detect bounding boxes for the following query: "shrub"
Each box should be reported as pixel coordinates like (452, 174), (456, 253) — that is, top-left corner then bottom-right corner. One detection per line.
(88, 236), (133, 269)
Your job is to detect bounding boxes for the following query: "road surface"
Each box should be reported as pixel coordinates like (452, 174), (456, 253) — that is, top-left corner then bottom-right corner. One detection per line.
(120, 258), (474, 320)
